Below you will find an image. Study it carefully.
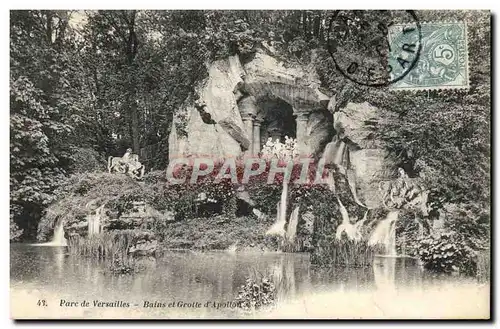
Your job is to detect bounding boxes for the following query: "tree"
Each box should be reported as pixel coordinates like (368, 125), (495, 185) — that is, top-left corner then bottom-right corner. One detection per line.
(10, 10), (82, 239)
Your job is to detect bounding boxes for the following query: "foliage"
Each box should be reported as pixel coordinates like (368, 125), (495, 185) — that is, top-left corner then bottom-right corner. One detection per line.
(415, 202), (490, 277)
(10, 209), (23, 242)
(442, 202), (490, 251)
(12, 9), (490, 262)
(234, 275), (277, 312)
(68, 229), (157, 259)
(394, 209), (426, 256)
(70, 147), (107, 173)
(417, 232), (477, 276)
(10, 11), (81, 240)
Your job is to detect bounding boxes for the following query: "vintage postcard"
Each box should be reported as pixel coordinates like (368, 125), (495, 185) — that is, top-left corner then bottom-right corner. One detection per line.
(10, 9), (491, 319)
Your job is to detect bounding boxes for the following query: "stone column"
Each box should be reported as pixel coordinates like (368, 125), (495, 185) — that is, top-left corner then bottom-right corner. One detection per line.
(237, 95), (258, 156)
(253, 118), (262, 155)
(241, 113), (254, 155)
(295, 112), (310, 156)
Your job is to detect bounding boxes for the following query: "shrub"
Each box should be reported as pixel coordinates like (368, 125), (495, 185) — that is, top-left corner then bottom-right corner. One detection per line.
(417, 233), (477, 276)
(10, 215), (23, 242)
(70, 147), (106, 173)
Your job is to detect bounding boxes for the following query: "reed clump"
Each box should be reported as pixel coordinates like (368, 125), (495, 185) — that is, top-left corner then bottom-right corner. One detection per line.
(67, 230), (135, 261)
(67, 230), (155, 275)
(312, 236), (381, 268)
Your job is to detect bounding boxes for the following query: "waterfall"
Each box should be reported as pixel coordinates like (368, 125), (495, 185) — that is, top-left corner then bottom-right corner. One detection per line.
(368, 210), (399, 256)
(265, 201), (286, 237)
(265, 181), (288, 238)
(335, 198), (363, 241)
(88, 205), (104, 236)
(51, 220), (67, 246)
(226, 242), (238, 253)
(33, 218), (67, 246)
(279, 180), (289, 226)
(286, 207), (299, 243)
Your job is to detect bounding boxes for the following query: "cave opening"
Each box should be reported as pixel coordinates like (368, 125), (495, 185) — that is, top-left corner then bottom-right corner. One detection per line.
(257, 97), (296, 148)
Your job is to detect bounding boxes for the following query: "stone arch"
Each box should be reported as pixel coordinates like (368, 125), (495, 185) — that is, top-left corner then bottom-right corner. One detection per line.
(236, 80), (333, 156)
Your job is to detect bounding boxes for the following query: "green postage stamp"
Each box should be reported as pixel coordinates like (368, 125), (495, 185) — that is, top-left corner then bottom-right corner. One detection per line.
(389, 22), (469, 90)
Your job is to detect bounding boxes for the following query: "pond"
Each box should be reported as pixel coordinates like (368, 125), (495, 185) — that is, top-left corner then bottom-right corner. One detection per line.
(10, 244), (489, 319)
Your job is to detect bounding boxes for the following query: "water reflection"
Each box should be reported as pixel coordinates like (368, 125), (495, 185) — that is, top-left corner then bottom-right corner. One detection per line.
(10, 243), (483, 319)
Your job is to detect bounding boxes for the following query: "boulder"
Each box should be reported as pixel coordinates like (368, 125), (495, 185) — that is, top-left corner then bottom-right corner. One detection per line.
(330, 102), (397, 208)
(333, 102), (383, 149)
(218, 116), (251, 151)
(307, 111), (334, 156)
(128, 231), (158, 256)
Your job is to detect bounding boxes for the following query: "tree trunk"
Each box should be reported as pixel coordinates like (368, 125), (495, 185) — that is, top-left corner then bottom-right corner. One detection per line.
(125, 10), (140, 153)
(313, 12), (321, 38)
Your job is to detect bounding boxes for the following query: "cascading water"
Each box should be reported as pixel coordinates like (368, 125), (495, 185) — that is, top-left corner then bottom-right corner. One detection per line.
(33, 218), (67, 246)
(286, 207), (299, 243)
(50, 220), (67, 246)
(335, 198), (364, 241)
(88, 205), (104, 236)
(368, 210), (399, 256)
(265, 181), (289, 238)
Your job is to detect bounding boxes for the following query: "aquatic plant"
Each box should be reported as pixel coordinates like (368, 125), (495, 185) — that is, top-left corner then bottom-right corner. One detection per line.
(312, 235), (380, 268)
(68, 230), (140, 260)
(234, 274), (277, 312)
(107, 258), (145, 275)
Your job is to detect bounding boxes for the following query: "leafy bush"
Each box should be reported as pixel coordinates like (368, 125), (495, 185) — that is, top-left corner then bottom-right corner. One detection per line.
(69, 147), (106, 173)
(417, 233), (477, 276)
(10, 208), (23, 242)
(416, 202), (490, 277)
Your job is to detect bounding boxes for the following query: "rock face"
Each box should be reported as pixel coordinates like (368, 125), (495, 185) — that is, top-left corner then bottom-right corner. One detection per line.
(169, 55), (246, 159)
(218, 117), (251, 151)
(333, 102), (382, 149)
(168, 49), (396, 208)
(323, 102), (396, 208)
(168, 49), (332, 159)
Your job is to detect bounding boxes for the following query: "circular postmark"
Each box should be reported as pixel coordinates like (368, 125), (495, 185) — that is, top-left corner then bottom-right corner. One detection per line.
(327, 10), (422, 87)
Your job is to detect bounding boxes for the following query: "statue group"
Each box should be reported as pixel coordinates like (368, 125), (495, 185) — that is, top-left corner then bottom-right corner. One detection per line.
(107, 148), (145, 179)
